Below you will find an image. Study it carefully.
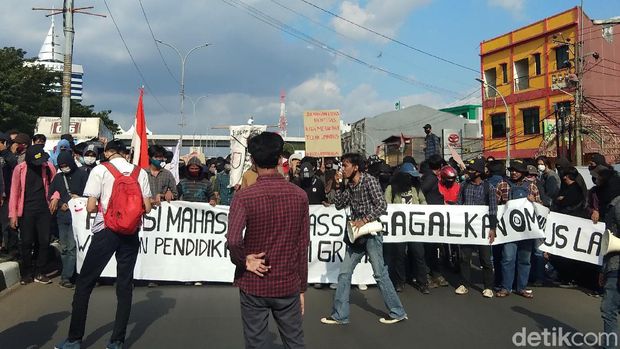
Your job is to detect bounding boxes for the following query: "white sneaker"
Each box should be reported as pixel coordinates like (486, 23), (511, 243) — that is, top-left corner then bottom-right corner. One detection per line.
(320, 316), (345, 325)
(329, 283), (337, 290)
(194, 282), (203, 286)
(379, 316), (407, 324)
(482, 288), (494, 298)
(455, 285), (469, 295)
(358, 284), (368, 291)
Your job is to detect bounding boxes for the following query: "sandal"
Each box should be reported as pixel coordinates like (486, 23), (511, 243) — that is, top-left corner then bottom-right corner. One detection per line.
(495, 289), (510, 297)
(516, 289), (534, 299)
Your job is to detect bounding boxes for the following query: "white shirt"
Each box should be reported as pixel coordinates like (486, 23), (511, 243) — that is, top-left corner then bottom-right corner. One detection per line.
(83, 157), (151, 233)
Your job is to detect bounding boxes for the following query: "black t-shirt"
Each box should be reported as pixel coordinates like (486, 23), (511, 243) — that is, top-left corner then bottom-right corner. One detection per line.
(302, 177), (326, 205)
(24, 166), (48, 214)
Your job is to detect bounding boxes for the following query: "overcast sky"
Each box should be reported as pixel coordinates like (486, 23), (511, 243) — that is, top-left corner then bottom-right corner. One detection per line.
(0, 0), (617, 138)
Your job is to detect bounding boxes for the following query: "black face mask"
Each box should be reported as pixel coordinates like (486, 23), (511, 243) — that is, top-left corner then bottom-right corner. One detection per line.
(467, 171), (480, 179)
(424, 129), (431, 135)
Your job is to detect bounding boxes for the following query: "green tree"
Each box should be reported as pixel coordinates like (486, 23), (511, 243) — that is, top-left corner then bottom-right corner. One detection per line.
(0, 46), (119, 134)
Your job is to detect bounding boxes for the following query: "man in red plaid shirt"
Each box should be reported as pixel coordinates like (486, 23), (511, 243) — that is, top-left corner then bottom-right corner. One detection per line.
(227, 132), (309, 349)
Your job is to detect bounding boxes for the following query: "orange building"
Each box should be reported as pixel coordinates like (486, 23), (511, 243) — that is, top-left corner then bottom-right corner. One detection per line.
(479, 7), (620, 162)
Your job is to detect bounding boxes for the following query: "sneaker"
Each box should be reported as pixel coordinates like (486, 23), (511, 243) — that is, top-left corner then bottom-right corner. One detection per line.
(59, 280), (75, 289)
(20, 276), (34, 285)
(147, 282), (158, 288)
(106, 341), (124, 349)
(418, 284), (430, 295)
(329, 283), (337, 290)
(434, 275), (449, 287)
(455, 285), (469, 295)
(482, 288), (494, 298)
(320, 316), (345, 325)
(54, 339), (82, 349)
(194, 282), (203, 286)
(358, 284), (368, 291)
(379, 316), (407, 324)
(34, 274), (52, 285)
(313, 283), (323, 289)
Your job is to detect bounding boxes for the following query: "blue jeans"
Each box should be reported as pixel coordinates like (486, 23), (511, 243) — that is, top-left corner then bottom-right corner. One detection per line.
(501, 240), (532, 292)
(530, 240), (545, 284)
(58, 221), (76, 282)
(601, 274), (620, 349)
(331, 235), (407, 323)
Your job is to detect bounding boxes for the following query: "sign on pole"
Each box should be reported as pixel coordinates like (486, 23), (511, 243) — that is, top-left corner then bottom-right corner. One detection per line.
(442, 129), (462, 161)
(303, 110), (342, 157)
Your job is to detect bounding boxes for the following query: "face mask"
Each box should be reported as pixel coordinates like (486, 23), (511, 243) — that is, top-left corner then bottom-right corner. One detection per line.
(188, 169), (201, 177)
(424, 129), (431, 135)
(16, 144), (27, 153)
(60, 166), (71, 174)
(588, 164), (596, 171)
(537, 164), (546, 172)
(467, 171), (479, 179)
(151, 159), (164, 168)
(84, 156), (97, 166)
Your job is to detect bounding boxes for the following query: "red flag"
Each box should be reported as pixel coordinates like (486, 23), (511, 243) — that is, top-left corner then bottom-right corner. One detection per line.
(131, 88), (149, 169)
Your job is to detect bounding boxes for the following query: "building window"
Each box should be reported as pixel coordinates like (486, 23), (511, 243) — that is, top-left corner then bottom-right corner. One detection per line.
(514, 58), (529, 91)
(500, 63), (508, 84)
(491, 113), (506, 139)
(483, 68), (497, 97)
(533, 53), (541, 75)
(522, 107), (540, 135)
(555, 45), (570, 70)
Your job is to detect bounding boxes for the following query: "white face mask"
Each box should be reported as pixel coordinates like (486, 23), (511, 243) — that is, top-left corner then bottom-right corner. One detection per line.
(60, 167), (71, 174)
(537, 164), (546, 172)
(84, 156), (97, 165)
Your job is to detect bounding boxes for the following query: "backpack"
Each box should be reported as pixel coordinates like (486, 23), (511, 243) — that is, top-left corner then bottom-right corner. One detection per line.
(507, 180), (530, 200)
(102, 162), (145, 235)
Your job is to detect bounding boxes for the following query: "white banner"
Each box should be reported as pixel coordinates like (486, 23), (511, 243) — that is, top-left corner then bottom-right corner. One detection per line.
(229, 125), (267, 188)
(69, 198), (606, 284)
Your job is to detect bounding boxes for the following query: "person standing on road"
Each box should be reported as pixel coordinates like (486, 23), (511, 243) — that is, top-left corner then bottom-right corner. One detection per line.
(455, 157), (497, 298)
(227, 132), (310, 349)
(320, 153), (407, 325)
(48, 150), (89, 289)
(55, 140), (152, 349)
(9, 144), (56, 285)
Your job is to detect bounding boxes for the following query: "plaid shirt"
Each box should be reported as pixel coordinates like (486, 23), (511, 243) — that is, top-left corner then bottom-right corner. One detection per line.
(227, 174), (309, 297)
(424, 133), (441, 159)
(147, 168), (178, 198)
(495, 179), (541, 204)
(334, 173), (387, 222)
(458, 180), (498, 229)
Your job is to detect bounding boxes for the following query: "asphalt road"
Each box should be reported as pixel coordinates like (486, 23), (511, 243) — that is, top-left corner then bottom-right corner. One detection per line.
(0, 275), (604, 349)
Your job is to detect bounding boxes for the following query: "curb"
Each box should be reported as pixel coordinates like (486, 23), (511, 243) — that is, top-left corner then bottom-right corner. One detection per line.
(0, 261), (21, 293)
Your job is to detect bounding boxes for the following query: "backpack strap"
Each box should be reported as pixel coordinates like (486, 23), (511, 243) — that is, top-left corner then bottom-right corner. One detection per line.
(102, 162), (123, 179)
(129, 165), (141, 179)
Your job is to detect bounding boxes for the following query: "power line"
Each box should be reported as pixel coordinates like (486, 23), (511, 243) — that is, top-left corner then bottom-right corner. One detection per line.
(269, 0), (350, 40)
(102, 0), (170, 114)
(221, 0), (463, 97)
(296, 0), (480, 73)
(137, 0), (179, 84)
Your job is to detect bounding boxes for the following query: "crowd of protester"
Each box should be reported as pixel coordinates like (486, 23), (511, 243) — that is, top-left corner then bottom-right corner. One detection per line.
(2, 126), (620, 345)
(0, 130), (236, 288)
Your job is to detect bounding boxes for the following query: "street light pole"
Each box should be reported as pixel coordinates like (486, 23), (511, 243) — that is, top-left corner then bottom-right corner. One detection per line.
(476, 78), (511, 167)
(155, 39), (209, 140)
(188, 95), (208, 149)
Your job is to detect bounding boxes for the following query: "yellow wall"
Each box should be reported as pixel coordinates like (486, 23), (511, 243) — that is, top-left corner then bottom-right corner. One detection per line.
(480, 7), (578, 158)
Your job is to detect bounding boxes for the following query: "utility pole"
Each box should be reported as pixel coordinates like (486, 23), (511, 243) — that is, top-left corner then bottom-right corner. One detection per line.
(33, 2), (105, 135)
(574, 3), (585, 165)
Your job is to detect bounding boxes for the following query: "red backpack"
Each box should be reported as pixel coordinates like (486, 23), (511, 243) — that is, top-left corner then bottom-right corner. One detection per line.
(102, 162), (145, 235)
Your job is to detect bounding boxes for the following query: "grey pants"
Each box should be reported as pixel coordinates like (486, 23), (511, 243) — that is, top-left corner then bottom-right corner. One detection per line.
(239, 290), (305, 349)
